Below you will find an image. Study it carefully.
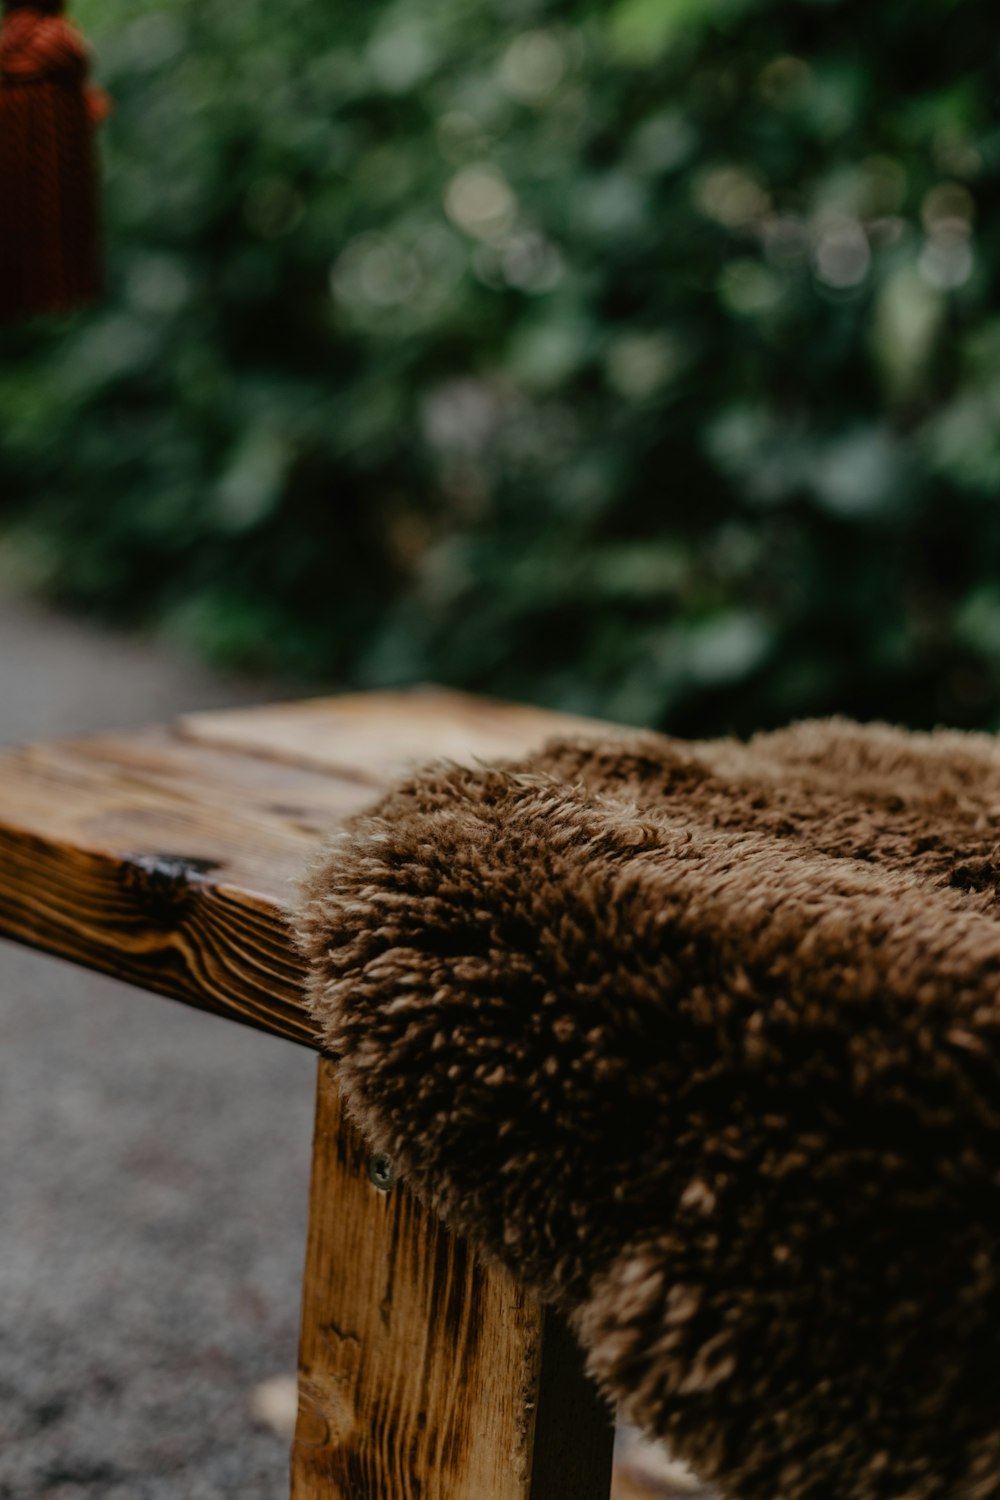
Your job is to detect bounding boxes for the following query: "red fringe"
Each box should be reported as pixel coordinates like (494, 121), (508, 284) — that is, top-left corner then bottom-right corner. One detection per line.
(0, 5), (104, 323)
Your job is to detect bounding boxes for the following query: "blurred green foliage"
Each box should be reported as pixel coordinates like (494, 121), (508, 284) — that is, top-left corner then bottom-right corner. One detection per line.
(3, 0), (1000, 732)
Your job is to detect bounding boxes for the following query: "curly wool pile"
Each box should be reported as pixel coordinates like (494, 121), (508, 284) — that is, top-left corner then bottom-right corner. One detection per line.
(295, 718), (1000, 1500)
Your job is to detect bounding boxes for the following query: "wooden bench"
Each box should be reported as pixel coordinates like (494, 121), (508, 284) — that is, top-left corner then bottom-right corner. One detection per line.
(0, 688), (617, 1500)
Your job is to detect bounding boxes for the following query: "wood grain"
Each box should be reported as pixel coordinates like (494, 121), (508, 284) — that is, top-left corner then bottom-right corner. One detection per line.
(291, 1059), (615, 1500)
(0, 690), (589, 1046)
(179, 687), (610, 786)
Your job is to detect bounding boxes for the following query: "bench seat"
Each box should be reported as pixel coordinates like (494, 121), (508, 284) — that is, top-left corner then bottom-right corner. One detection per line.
(0, 688), (616, 1500)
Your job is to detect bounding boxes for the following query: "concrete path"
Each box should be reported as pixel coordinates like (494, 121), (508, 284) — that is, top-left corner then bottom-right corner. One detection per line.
(0, 594), (315, 1500)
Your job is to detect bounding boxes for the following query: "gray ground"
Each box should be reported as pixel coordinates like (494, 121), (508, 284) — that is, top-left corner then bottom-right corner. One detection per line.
(0, 593), (315, 1499)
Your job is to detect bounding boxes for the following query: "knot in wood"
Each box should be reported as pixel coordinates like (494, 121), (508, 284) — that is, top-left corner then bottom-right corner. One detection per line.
(124, 852), (219, 923)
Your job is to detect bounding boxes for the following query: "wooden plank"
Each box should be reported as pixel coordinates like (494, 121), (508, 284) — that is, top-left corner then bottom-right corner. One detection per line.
(528, 1304), (617, 1499)
(0, 822), (312, 1044)
(291, 1059), (615, 1500)
(179, 687), (609, 785)
(0, 729), (372, 898)
(0, 729), (366, 1044)
(0, 690), (590, 1045)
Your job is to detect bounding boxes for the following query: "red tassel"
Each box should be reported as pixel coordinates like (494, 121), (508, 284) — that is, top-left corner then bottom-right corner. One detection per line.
(0, 0), (110, 323)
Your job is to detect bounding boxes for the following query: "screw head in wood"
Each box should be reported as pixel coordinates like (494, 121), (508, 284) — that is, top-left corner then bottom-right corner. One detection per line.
(368, 1152), (397, 1191)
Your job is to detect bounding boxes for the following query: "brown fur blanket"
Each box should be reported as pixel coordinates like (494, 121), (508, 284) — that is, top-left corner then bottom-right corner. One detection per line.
(294, 718), (1000, 1500)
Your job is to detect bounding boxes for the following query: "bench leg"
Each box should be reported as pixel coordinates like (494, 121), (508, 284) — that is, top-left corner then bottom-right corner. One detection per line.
(290, 1057), (615, 1500)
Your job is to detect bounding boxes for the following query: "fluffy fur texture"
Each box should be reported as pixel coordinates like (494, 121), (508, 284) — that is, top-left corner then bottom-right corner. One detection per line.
(295, 718), (1000, 1500)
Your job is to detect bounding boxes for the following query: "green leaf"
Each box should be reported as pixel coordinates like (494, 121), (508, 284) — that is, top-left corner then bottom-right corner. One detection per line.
(609, 0), (751, 62)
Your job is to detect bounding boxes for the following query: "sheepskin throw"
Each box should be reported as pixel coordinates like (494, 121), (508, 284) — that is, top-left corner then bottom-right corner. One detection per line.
(295, 717), (1000, 1500)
